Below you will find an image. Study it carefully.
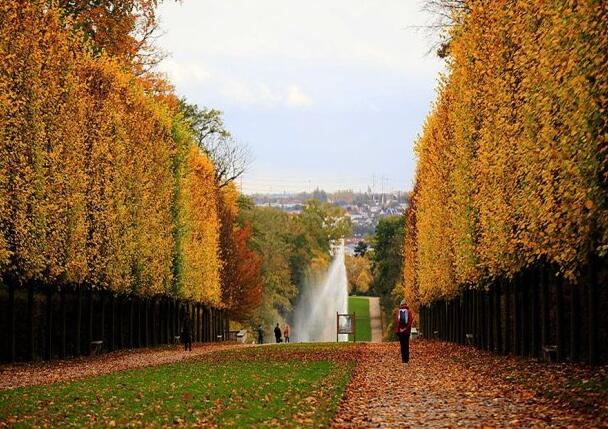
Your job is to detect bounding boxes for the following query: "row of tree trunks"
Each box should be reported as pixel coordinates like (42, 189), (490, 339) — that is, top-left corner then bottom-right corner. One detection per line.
(419, 261), (607, 364)
(0, 284), (229, 362)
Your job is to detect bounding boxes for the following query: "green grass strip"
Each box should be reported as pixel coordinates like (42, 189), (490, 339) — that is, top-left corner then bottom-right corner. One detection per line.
(348, 296), (371, 342)
(0, 355), (353, 428)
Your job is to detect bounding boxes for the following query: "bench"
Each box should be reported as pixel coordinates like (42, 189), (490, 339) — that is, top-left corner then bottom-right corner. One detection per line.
(542, 345), (558, 362)
(90, 340), (103, 356)
(465, 333), (474, 345)
(216, 334), (223, 341)
(433, 330), (439, 338)
(173, 335), (181, 345)
(236, 329), (247, 343)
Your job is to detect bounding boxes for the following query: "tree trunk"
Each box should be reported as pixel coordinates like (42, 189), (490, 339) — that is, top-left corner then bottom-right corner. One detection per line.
(111, 294), (116, 351)
(152, 298), (157, 347)
(541, 266), (549, 350)
(8, 281), (15, 362)
(555, 275), (564, 361)
(486, 288), (492, 351)
(76, 287), (82, 357)
(570, 282), (578, 362)
(144, 299), (149, 348)
(495, 282), (502, 353)
(117, 296), (123, 349)
(46, 287), (53, 360)
(520, 275), (527, 356)
(588, 256), (599, 364)
(28, 283), (34, 361)
(197, 304), (201, 342)
(129, 298), (134, 348)
(476, 290), (482, 348)
(60, 287), (66, 359)
(88, 290), (94, 349)
(159, 298), (164, 345)
(137, 297), (142, 348)
(530, 271), (539, 358)
(504, 280), (511, 354)
(100, 291), (106, 345)
(515, 276), (522, 356)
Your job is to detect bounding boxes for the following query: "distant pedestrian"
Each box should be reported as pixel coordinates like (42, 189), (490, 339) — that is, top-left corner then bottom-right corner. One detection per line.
(257, 324), (264, 344)
(283, 324), (290, 343)
(181, 313), (193, 352)
(394, 299), (413, 364)
(274, 323), (282, 343)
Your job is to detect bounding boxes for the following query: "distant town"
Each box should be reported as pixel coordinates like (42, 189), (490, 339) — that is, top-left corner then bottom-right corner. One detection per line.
(250, 188), (409, 240)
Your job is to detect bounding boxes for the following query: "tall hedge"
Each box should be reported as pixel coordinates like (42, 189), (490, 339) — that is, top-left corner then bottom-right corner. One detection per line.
(404, 0), (608, 304)
(0, 1), (221, 305)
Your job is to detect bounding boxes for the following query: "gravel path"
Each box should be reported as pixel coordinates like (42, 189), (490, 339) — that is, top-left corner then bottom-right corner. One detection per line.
(369, 297), (383, 343)
(0, 343), (245, 391)
(332, 341), (603, 428)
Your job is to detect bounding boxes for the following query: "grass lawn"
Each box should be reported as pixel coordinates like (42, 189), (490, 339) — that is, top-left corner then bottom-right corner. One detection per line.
(0, 345), (355, 428)
(348, 296), (371, 342)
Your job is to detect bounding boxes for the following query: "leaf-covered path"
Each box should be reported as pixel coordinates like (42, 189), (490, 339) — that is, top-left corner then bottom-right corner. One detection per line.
(332, 341), (607, 428)
(1, 341), (606, 427)
(0, 343), (245, 391)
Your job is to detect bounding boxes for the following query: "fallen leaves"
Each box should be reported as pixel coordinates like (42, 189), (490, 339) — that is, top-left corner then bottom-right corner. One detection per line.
(331, 340), (607, 428)
(0, 341), (605, 428)
(0, 343), (243, 391)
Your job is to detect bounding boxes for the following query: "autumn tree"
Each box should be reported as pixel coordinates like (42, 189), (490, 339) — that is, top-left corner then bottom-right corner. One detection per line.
(0, 1), (222, 304)
(179, 100), (251, 188)
(345, 255), (372, 295)
(371, 216), (405, 324)
(218, 184), (263, 321)
(404, 0), (608, 362)
(239, 205), (298, 328)
(54, 0), (170, 72)
(354, 241), (368, 257)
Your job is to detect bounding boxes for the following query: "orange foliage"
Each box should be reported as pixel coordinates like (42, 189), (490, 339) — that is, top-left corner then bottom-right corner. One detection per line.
(57, 0), (166, 72)
(218, 184), (263, 320)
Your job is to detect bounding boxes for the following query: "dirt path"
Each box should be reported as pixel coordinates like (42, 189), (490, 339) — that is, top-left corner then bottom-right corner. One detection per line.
(332, 341), (604, 428)
(368, 297), (382, 343)
(0, 343), (245, 391)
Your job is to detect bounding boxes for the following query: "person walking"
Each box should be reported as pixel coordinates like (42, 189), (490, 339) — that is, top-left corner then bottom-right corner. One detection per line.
(257, 324), (264, 344)
(283, 324), (290, 343)
(274, 323), (282, 343)
(181, 313), (193, 352)
(394, 299), (413, 364)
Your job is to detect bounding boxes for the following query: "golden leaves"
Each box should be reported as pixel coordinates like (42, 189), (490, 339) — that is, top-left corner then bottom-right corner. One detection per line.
(0, 2), (224, 306)
(405, 0), (608, 303)
(176, 142), (221, 305)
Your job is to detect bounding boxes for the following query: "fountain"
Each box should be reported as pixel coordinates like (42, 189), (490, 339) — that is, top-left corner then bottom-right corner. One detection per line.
(292, 241), (349, 342)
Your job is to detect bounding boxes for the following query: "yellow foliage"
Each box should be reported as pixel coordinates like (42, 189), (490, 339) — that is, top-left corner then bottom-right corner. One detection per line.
(402, 193), (418, 307)
(345, 255), (372, 294)
(405, 0), (608, 304)
(0, 2), (224, 305)
(177, 145), (221, 305)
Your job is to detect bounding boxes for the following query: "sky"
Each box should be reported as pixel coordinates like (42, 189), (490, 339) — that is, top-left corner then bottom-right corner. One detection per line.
(155, 0), (444, 194)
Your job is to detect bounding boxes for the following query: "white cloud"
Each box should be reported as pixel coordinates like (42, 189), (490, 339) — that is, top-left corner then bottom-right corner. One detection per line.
(163, 61), (314, 109)
(158, 60), (211, 84)
(220, 80), (282, 107)
(285, 85), (313, 107)
(156, 0), (442, 75)
(220, 81), (313, 108)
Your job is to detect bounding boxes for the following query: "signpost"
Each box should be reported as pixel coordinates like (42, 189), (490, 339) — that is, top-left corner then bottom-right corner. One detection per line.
(337, 312), (356, 342)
